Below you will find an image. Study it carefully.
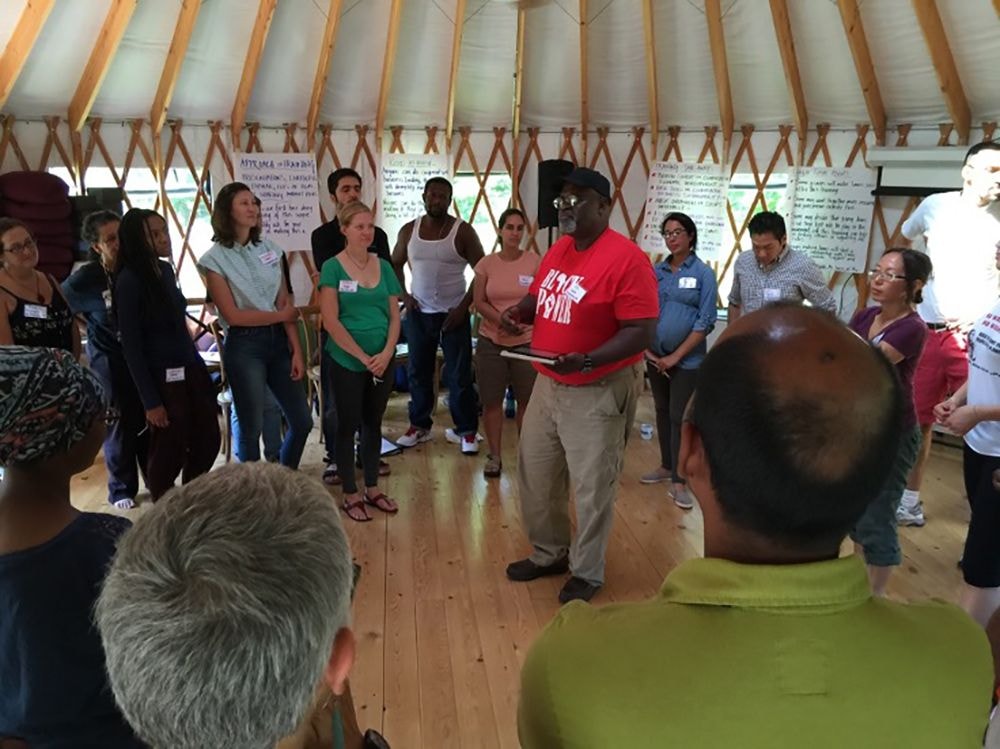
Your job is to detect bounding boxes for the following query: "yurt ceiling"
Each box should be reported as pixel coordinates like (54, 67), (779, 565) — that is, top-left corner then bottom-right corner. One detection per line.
(1, 0), (999, 137)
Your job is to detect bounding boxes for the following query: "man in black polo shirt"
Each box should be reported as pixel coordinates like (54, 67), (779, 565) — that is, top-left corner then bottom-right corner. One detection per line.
(311, 168), (393, 485)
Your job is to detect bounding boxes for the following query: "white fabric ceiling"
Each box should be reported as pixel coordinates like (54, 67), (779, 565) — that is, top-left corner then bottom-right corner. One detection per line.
(2, 0), (999, 131)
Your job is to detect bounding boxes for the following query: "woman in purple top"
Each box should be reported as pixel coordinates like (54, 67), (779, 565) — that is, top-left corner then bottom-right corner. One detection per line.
(848, 248), (932, 595)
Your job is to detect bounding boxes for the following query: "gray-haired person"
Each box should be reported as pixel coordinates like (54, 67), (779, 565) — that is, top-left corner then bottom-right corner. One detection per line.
(96, 462), (376, 749)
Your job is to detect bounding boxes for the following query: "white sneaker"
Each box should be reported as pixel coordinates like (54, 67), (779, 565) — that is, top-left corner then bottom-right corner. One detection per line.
(896, 503), (925, 527)
(397, 427), (432, 448)
(445, 428), (482, 445)
(461, 434), (479, 455)
(671, 486), (694, 510)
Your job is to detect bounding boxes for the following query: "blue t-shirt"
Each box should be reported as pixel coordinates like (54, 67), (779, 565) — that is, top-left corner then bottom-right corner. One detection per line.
(0, 513), (144, 748)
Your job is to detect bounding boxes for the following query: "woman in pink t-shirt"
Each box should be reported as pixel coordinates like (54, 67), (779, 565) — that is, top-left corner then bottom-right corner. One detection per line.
(473, 208), (541, 478)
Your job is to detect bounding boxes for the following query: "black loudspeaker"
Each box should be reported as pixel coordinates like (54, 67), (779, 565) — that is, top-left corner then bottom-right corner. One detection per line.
(537, 159), (574, 228)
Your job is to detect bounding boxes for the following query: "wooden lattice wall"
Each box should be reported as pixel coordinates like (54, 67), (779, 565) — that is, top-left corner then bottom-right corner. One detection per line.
(2, 115), (996, 316)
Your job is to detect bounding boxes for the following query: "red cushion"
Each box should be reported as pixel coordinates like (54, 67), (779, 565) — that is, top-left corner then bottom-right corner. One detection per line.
(0, 197), (73, 221)
(0, 171), (71, 205)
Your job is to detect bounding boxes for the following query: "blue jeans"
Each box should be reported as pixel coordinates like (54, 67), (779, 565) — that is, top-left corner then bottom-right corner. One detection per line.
(224, 324), (313, 468)
(231, 389), (283, 462)
(404, 309), (478, 434)
(89, 347), (148, 503)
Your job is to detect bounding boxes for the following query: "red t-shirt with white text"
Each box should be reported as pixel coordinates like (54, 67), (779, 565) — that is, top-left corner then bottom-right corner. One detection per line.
(529, 228), (659, 385)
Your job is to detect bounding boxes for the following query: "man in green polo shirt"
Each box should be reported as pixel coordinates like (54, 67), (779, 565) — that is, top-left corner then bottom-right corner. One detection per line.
(519, 304), (992, 748)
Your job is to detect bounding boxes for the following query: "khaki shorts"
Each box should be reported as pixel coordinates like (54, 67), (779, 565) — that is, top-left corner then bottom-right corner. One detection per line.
(475, 335), (538, 407)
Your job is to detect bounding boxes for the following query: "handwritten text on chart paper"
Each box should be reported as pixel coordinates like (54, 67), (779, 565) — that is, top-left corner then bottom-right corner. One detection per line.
(234, 152), (323, 253)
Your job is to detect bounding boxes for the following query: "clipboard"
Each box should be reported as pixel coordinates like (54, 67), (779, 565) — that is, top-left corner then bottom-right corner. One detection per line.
(500, 345), (561, 366)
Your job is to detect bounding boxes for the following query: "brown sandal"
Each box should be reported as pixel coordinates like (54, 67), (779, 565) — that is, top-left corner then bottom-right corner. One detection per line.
(342, 499), (372, 522)
(363, 491), (398, 514)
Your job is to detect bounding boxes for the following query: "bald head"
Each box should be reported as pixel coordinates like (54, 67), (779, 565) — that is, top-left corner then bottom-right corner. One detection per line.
(690, 305), (903, 552)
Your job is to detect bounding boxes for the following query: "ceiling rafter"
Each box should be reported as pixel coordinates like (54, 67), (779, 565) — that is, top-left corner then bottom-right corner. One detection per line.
(306, 0), (344, 150)
(768, 0), (807, 156)
(68, 0), (138, 131)
(835, 0), (886, 146)
(231, 0), (278, 150)
(911, 0), (971, 144)
(705, 0), (734, 161)
(579, 0), (589, 162)
(376, 0), (405, 153)
(0, 0), (57, 112)
(150, 0), (202, 137)
(641, 0), (658, 156)
(445, 0), (468, 148)
(511, 6), (526, 209)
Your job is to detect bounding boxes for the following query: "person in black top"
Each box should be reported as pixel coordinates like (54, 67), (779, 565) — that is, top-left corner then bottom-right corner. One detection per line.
(311, 168), (393, 485)
(0, 345), (143, 749)
(62, 210), (148, 510)
(114, 208), (219, 500)
(0, 218), (79, 357)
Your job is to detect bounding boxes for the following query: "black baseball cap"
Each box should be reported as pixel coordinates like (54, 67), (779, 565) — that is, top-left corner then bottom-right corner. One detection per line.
(558, 167), (611, 199)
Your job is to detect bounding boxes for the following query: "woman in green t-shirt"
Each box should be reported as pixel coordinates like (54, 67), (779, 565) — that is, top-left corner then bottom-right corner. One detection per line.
(320, 202), (402, 521)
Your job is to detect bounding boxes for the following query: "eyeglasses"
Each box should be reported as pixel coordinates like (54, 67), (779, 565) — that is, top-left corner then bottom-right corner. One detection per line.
(868, 269), (907, 283)
(661, 229), (688, 239)
(553, 196), (587, 211)
(3, 236), (36, 255)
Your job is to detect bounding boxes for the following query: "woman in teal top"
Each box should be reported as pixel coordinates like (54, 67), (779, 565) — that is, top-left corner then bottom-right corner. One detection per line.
(320, 201), (402, 521)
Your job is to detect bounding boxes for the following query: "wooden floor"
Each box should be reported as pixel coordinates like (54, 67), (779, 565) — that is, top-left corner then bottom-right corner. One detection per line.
(70, 390), (972, 748)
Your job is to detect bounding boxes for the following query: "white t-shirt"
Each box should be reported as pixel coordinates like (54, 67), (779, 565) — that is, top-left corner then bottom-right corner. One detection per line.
(901, 191), (1000, 327)
(965, 300), (1000, 456)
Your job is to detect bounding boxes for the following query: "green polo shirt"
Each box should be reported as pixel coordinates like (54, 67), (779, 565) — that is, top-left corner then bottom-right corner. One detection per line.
(519, 556), (991, 748)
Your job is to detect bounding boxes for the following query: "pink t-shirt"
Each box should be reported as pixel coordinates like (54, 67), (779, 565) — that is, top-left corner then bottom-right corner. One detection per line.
(474, 251), (541, 346)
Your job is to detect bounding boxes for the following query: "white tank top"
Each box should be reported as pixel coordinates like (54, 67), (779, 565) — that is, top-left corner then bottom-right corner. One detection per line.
(408, 216), (467, 313)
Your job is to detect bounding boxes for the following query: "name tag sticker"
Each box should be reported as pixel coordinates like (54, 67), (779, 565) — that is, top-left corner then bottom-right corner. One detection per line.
(565, 282), (587, 303)
(102, 289), (112, 310)
(763, 288), (782, 302)
(339, 280), (359, 293)
(23, 304), (48, 319)
(165, 367), (186, 383)
(518, 274), (534, 287)
(679, 277), (698, 289)
(259, 250), (279, 266)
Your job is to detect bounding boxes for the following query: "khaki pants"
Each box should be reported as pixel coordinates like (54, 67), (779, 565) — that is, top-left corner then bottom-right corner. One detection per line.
(517, 363), (642, 585)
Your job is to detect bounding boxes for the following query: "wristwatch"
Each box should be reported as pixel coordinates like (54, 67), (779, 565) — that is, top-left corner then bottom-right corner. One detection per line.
(581, 354), (594, 373)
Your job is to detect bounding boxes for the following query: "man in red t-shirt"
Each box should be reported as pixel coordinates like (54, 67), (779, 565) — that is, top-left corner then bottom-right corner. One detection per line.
(500, 167), (658, 603)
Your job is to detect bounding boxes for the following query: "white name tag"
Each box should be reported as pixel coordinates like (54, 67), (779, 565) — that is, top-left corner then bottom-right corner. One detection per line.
(763, 288), (781, 302)
(339, 280), (359, 293)
(518, 274), (534, 287)
(102, 289), (112, 310)
(259, 250), (279, 266)
(24, 304), (48, 319)
(679, 277), (698, 289)
(165, 367), (186, 383)
(565, 282), (587, 303)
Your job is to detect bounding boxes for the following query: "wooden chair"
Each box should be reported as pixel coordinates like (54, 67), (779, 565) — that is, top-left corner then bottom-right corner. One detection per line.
(208, 320), (234, 463)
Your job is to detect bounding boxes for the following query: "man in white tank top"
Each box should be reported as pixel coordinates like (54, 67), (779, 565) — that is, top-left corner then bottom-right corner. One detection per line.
(391, 177), (485, 453)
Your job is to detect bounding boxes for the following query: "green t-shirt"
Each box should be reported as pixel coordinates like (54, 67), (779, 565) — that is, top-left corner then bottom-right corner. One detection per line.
(319, 258), (402, 372)
(519, 555), (992, 748)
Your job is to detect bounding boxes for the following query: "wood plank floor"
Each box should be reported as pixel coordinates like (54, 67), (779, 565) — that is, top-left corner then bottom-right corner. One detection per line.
(70, 390), (972, 748)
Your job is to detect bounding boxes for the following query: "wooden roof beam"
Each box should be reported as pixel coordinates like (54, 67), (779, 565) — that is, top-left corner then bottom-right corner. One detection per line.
(68, 0), (137, 131)
(768, 0), (807, 153)
(0, 0), (57, 112)
(231, 0), (278, 150)
(306, 0), (344, 149)
(512, 7), (526, 140)
(445, 0), (468, 147)
(375, 0), (405, 153)
(579, 0), (589, 162)
(641, 0), (659, 156)
(705, 0), (734, 161)
(836, 0), (886, 146)
(911, 0), (971, 144)
(150, 0), (202, 136)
